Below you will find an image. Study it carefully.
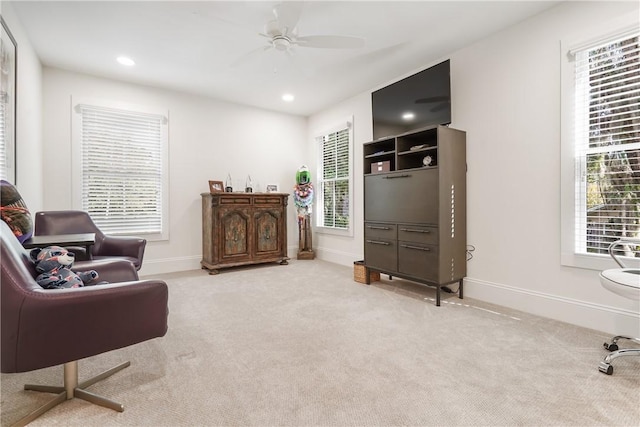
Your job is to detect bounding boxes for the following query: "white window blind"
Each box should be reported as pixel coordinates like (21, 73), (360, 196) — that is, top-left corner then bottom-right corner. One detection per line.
(77, 104), (166, 236)
(573, 31), (640, 256)
(317, 125), (351, 230)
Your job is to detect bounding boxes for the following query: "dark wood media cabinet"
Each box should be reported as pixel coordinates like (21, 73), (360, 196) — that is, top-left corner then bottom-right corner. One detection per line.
(201, 192), (289, 274)
(363, 125), (466, 306)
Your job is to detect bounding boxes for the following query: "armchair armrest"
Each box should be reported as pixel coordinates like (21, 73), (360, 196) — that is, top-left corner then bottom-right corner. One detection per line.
(15, 280), (168, 372)
(96, 235), (146, 260)
(74, 258), (139, 282)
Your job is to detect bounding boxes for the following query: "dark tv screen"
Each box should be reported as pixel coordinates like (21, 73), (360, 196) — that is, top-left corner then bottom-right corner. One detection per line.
(372, 59), (451, 139)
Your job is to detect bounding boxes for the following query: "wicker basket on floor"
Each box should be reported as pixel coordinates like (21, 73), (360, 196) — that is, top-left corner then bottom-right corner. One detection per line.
(353, 261), (380, 284)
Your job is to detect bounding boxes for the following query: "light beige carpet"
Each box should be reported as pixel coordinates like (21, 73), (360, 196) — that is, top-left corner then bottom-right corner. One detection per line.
(1, 259), (639, 426)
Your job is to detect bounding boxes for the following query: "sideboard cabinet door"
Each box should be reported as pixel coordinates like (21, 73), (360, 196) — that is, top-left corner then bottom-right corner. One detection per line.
(255, 208), (281, 256)
(219, 207), (251, 262)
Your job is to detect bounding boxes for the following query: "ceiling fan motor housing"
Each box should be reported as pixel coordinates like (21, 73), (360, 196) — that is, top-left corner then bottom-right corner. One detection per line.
(271, 35), (292, 51)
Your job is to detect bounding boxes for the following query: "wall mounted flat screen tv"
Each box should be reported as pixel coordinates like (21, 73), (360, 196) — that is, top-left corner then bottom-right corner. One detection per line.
(372, 59), (451, 140)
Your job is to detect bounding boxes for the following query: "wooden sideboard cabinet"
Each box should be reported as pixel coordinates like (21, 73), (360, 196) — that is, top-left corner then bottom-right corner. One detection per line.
(201, 192), (289, 274)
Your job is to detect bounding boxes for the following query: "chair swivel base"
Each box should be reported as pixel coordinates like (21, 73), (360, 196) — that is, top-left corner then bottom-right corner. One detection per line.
(598, 336), (640, 375)
(11, 360), (130, 427)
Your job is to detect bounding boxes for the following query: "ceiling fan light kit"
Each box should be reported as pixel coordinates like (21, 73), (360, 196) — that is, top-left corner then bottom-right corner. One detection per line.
(271, 35), (292, 51)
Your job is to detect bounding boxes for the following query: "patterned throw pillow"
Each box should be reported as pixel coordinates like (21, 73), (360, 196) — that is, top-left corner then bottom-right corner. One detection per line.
(0, 180), (33, 243)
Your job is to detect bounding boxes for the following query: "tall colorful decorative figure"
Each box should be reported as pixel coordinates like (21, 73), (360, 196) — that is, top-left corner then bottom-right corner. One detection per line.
(293, 165), (315, 259)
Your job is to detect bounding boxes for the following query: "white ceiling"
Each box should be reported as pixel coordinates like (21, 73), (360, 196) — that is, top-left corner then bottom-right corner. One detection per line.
(11, 1), (561, 117)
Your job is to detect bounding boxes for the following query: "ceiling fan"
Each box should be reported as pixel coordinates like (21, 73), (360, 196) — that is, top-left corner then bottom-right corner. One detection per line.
(415, 96), (450, 112)
(231, 2), (365, 68)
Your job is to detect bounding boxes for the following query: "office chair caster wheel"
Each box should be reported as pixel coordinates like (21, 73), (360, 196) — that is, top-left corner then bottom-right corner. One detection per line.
(598, 362), (613, 375)
(604, 342), (618, 351)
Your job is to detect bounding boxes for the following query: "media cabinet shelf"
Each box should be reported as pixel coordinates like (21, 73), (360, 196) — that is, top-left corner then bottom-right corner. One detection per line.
(365, 150), (396, 159)
(363, 124), (467, 306)
(397, 146), (437, 156)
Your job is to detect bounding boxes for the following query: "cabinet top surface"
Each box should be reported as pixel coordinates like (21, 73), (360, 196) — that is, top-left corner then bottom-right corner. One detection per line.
(364, 124), (465, 145)
(201, 192), (289, 197)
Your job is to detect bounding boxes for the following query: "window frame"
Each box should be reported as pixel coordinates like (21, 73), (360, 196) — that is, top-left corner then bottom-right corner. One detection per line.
(560, 14), (639, 270)
(0, 16), (17, 184)
(71, 96), (169, 241)
(315, 118), (354, 237)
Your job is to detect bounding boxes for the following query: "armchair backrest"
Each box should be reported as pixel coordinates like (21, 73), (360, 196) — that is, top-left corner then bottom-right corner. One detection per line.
(34, 210), (105, 240)
(1, 220), (46, 372)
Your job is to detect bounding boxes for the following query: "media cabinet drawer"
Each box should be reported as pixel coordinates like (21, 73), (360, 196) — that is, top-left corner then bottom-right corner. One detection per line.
(365, 238), (397, 273)
(398, 242), (438, 282)
(365, 222), (396, 240)
(398, 225), (438, 245)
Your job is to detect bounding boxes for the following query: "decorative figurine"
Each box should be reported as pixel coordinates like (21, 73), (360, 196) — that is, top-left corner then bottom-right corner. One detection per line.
(225, 173), (233, 192)
(293, 165), (314, 260)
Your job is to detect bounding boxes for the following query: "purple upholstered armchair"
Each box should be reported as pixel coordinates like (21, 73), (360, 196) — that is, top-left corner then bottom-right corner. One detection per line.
(34, 210), (146, 270)
(1, 220), (168, 425)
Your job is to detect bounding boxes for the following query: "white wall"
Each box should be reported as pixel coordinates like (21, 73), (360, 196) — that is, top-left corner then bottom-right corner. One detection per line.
(1, 3), (43, 211)
(307, 1), (640, 336)
(307, 92), (371, 264)
(42, 68), (307, 275)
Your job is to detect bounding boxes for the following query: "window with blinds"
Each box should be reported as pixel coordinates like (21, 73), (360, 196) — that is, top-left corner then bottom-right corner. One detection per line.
(573, 31), (639, 257)
(75, 103), (168, 237)
(317, 124), (352, 231)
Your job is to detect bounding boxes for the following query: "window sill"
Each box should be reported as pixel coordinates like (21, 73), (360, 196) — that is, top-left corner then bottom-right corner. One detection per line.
(561, 251), (640, 271)
(315, 226), (353, 238)
(109, 231), (168, 243)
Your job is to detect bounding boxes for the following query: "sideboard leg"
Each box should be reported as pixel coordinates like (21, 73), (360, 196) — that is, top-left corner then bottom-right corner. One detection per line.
(436, 286), (441, 306)
(458, 279), (464, 299)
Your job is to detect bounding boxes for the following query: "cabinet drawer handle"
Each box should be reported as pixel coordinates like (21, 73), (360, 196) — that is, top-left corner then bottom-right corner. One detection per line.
(400, 228), (430, 233)
(383, 174), (411, 179)
(366, 239), (390, 246)
(400, 244), (431, 251)
(367, 225), (391, 230)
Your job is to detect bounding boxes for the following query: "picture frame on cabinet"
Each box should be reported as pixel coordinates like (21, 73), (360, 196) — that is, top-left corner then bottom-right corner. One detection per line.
(266, 184), (279, 193)
(209, 180), (224, 193)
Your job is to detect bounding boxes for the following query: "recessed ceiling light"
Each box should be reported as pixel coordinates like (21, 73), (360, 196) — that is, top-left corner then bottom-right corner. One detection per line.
(402, 112), (415, 121)
(282, 93), (295, 102)
(117, 56), (135, 66)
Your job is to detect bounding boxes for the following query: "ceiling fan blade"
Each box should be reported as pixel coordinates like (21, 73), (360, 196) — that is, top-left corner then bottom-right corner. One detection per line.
(415, 96), (449, 104)
(273, 2), (303, 36)
(296, 35), (365, 49)
(430, 102), (450, 113)
(229, 45), (272, 69)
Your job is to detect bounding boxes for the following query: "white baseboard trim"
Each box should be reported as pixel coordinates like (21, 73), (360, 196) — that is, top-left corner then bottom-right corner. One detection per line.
(314, 246), (361, 268)
(464, 277), (639, 337)
(139, 255), (202, 276)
